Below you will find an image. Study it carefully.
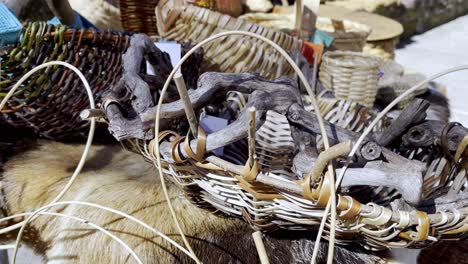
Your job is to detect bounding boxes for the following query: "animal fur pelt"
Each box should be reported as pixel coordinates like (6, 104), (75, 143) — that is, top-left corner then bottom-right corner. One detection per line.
(0, 141), (388, 263)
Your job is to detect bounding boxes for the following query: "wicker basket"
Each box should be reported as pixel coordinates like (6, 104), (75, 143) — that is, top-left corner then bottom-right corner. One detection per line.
(102, 30), (467, 250)
(155, 0), (302, 79)
(319, 51), (382, 107)
(119, 0), (159, 35)
(0, 22), (130, 139)
(316, 17), (371, 52)
(120, 110), (468, 250)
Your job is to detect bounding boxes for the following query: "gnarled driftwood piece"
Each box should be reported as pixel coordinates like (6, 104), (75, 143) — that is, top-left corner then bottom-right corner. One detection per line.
(287, 103), (360, 145)
(402, 120), (468, 151)
(292, 146), (425, 204)
(159, 85), (302, 161)
(105, 72), (302, 140)
(140, 73), (302, 122)
(372, 98), (429, 146)
(123, 34), (173, 113)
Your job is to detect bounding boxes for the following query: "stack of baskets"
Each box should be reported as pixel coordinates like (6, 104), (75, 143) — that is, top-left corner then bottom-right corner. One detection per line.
(316, 17), (371, 52)
(0, 22), (130, 139)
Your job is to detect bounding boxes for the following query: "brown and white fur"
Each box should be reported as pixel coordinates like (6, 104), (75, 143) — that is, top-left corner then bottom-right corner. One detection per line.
(0, 140), (390, 263)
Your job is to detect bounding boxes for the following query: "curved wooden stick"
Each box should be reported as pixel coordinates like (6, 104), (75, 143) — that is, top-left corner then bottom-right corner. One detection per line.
(105, 72), (302, 140)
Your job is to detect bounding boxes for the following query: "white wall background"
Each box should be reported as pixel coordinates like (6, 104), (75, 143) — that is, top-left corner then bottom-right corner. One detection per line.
(396, 15), (468, 127)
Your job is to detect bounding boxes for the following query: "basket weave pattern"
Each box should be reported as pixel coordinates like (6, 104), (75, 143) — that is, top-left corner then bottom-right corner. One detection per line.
(123, 120), (467, 250)
(319, 51), (382, 107)
(156, 2), (302, 79)
(119, 0), (160, 35)
(0, 23), (130, 139)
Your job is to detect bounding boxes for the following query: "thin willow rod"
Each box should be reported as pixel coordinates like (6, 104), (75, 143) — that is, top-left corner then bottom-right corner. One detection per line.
(8, 201), (196, 262)
(0, 61), (96, 235)
(11, 211), (143, 264)
(0, 62), (196, 261)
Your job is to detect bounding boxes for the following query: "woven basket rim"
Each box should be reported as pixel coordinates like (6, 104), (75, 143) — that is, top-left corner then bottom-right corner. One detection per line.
(322, 51), (382, 69)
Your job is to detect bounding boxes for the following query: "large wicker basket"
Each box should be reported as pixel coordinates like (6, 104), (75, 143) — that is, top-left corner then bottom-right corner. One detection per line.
(94, 28), (468, 251)
(319, 51), (382, 107)
(0, 22), (130, 139)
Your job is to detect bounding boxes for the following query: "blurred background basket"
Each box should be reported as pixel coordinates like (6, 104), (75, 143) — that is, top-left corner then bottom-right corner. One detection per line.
(118, 0), (301, 79)
(119, 0), (159, 35)
(319, 51), (382, 107)
(316, 17), (371, 52)
(155, 0), (302, 79)
(317, 8), (403, 60)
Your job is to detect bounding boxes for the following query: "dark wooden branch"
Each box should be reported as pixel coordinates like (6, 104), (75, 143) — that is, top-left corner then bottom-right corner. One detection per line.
(122, 34), (173, 113)
(140, 72), (302, 123)
(286, 103), (360, 144)
(105, 72), (301, 140)
(402, 120), (468, 151)
(372, 98), (430, 146)
(287, 103), (385, 161)
(287, 99), (431, 148)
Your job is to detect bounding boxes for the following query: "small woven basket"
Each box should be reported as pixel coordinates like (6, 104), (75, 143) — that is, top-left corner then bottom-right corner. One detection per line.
(319, 51), (382, 107)
(0, 22), (130, 139)
(316, 17), (371, 52)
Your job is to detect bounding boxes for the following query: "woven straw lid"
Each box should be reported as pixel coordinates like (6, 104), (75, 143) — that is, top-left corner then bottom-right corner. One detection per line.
(319, 5), (403, 41)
